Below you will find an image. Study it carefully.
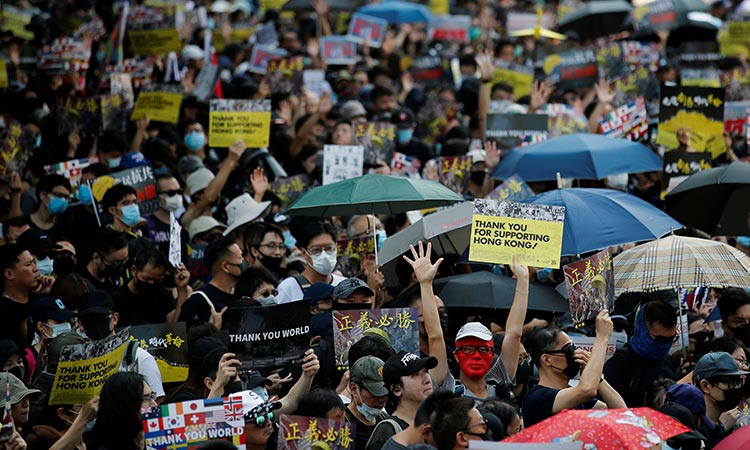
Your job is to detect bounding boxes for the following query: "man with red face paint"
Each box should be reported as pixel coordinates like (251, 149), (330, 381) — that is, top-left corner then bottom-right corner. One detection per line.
(443, 256), (529, 404)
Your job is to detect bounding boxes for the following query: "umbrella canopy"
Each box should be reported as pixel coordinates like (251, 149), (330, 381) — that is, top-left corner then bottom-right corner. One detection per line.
(504, 408), (689, 450)
(614, 235), (750, 293)
(434, 271), (569, 312)
(557, 0), (633, 40)
(714, 425), (750, 450)
(286, 174), (464, 217)
(282, 0), (354, 11)
(522, 188), (682, 256)
(491, 134), (663, 182)
(379, 202), (473, 287)
(356, 1), (431, 24)
(665, 161), (750, 236)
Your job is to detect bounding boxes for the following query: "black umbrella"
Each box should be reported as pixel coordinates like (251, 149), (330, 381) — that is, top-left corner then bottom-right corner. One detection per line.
(434, 271), (569, 312)
(665, 161), (750, 236)
(557, 0), (632, 40)
(282, 0), (357, 11)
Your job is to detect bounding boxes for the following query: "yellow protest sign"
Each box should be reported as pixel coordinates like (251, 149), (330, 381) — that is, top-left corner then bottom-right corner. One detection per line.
(428, 0), (449, 15)
(469, 200), (565, 268)
(128, 29), (182, 56)
(131, 88), (183, 124)
(260, 0), (286, 11)
(0, 60), (7, 89)
(0, 6), (34, 40)
(209, 99), (271, 148)
(49, 330), (129, 405)
(214, 27), (254, 52)
(493, 68), (533, 99)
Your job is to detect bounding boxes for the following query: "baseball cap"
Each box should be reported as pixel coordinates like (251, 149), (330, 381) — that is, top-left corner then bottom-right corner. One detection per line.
(455, 322), (493, 342)
(188, 216), (227, 240)
(77, 290), (115, 316)
(391, 108), (415, 129)
(350, 356), (388, 397)
(333, 278), (375, 301)
(30, 297), (76, 324)
(694, 352), (750, 381)
(304, 283), (335, 305)
(17, 229), (62, 256)
(340, 100), (367, 121)
(177, 155), (205, 175)
(0, 340), (22, 367)
(120, 152), (149, 169)
(186, 167), (215, 196)
(181, 45), (205, 61)
(667, 383), (713, 430)
(245, 371), (272, 391)
(383, 351), (437, 387)
(0, 373), (41, 408)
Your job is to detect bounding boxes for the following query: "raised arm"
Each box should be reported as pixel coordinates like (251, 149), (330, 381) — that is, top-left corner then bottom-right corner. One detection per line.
(500, 255), (529, 381)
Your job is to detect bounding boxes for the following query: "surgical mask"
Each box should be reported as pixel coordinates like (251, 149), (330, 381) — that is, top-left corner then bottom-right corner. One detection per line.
(85, 418), (96, 432)
(375, 229), (387, 252)
(44, 322), (72, 339)
(606, 173), (629, 190)
(612, 330), (628, 351)
(35, 135), (42, 148)
(397, 129), (413, 144)
(108, 157), (122, 169)
(185, 131), (206, 151)
(629, 307), (673, 361)
(227, 260), (250, 278)
(77, 184), (93, 205)
(355, 389), (382, 421)
(161, 194), (183, 212)
(119, 203), (141, 227)
(0, 117), (5, 129)
(206, 18), (216, 29)
(48, 197), (69, 215)
(155, 166), (172, 176)
(283, 230), (297, 248)
(36, 257), (55, 276)
(256, 295), (277, 306)
(7, 366), (24, 382)
(469, 26), (481, 40)
(250, 386), (269, 402)
(536, 267), (553, 283)
(310, 250), (337, 276)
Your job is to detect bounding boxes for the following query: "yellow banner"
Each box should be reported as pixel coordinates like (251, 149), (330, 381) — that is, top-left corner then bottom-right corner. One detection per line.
(260, 0), (286, 11)
(428, 0), (449, 15)
(49, 342), (127, 405)
(214, 27), (255, 52)
(0, 10), (34, 40)
(492, 68), (533, 99)
(131, 92), (183, 124)
(209, 111), (271, 148)
(469, 214), (564, 268)
(682, 78), (721, 88)
(0, 60), (7, 89)
(128, 29), (182, 56)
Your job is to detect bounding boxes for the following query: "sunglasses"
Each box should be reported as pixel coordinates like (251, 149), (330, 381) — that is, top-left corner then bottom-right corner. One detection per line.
(688, 330), (714, 342)
(246, 411), (274, 427)
(160, 190), (181, 197)
(545, 343), (576, 355)
(651, 333), (679, 345)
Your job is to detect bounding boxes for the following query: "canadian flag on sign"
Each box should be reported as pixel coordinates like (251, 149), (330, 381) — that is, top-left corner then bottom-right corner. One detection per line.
(146, 418), (161, 431)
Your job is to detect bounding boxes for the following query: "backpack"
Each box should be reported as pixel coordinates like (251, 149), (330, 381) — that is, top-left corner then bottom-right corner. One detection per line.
(124, 340), (139, 370)
(292, 274), (311, 294)
(365, 419), (404, 450)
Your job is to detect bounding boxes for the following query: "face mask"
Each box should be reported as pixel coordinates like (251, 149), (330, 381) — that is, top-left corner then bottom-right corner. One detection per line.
(161, 194), (183, 212)
(716, 387), (744, 412)
(283, 230), (297, 248)
(455, 337), (494, 380)
(154, 166), (172, 176)
(611, 330), (629, 351)
(36, 257), (55, 276)
(375, 229), (387, 252)
(227, 260), (250, 279)
(0, 117), (5, 129)
(257, 252), (284, 274)
(629, 307), (673, 361)
(77, 184), (93, 205)
(206, 17), (216, 29)
(354, 388), (382, 421)
(333, 301), (364, 311)
(561, 350), (582, 379)
(48, 197), (69, 215)
(310, 250), (337, 276)
(35, 135), (42, 148)
(98, 255), (122, 278)
(108, 157), (122, 169)
(136, 279), (161, 296)
(7, 366), (24, 382)
(728, 324), (750, 347)
(45, 322), (72, 339)
(469, 26), (481, 40)
(119, 203), (141, 227)
(397, 129), (413, 144)
(185, 131), (206, 151)
(516, 359), (532, 385)
(85, 418), (96, 432)
(256, 295), (277, 306)
(470, 170), (486, 186)
(250, 386), (270, 403)
(81, 317), (112, 341)
(606, 173), (629, 190)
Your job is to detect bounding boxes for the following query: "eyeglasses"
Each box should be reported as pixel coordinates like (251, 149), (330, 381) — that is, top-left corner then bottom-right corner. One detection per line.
(714, 378), (743, 390)
(688, 330), (714, 342)
(455, 346), (494, 355)
(307, 244), (336, 256)
(246, 412), (275, 427)
(259, 243), (286, 252)
(734, 358), (749, 370)
(258, 289), (279, 298)
(519, 354), (532, 365)
(651, 333), (680, 345)
(159, 190), (181, 197)
(731, 319), (750, 329)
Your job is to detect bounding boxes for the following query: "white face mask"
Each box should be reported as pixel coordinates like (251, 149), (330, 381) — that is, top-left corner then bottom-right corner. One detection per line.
(36, 257), (54, 276)
(310, 250), (337, 276)
(256, 295), (276, 306)
(161, 194), (183, 212)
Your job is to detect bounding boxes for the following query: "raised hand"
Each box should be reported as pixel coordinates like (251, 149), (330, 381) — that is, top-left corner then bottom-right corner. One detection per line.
(594, 78), (614, 104)
(402, 241), (443, 284)
(250, 166), (269, 197)
(484, 139), (500, 170)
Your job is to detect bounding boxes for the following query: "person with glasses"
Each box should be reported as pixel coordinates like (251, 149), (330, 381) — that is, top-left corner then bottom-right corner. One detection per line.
(431, 397), (489, 450)
(276, 221), (345, 304)
(28, 174), (71, 236)
(718, 288), (750, 348)
(604, 300), (681, 407)
(143, 174), (185, 254)
(243, 222), (287, 278)
(235, 267), (280, 307)
(233, 390), (281, 450)
(79, 230), (128, 295)
(524, 310), (625, 428)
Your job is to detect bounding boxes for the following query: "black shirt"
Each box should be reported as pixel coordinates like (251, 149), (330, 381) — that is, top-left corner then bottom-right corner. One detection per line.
(344, 407), (385, 450)
(77, 266), (120, 295)
(602, 345), (678, 407)
(522, 384), (598, 428)
(0, 295), (32, 348)
(112, 284), (176, 327)
(177, 284), (235, 324)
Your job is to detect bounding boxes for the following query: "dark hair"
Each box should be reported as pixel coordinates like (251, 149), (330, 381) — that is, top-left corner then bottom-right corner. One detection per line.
(288, 219), (337, 250)
(36, 174), (72, 203)
(133, 247), (168, 271)
(90, 230), (128, 259)
(347, 335), (394, 367)
(370, 85), (396, 104)
(431, 397), (474, 450)
(492, 83), (514, 95)
(2, 216), (29, 238)
(242, 222), (284, 254)
(718, 288), (750, 323)
(82, 163), (110, 178)
(482, 400), (520, 439)
(415, 390), (458, 427)
(644, 377), (675, 409)
(494, 39), (514, 55)
(98, 129), (128, 155)
(204, 237), (237, 273)
(234, 267), (279, 299)
(525, 325), (563, 367)
(0, 243), (28, 276)
(88, 372), (145, 450)
(643, 300), (678, 329)
(101, 184), (137, 211)
(50, 273), (92, 310)
(703, 336), (743, 355)
(294, 388), (345, 418)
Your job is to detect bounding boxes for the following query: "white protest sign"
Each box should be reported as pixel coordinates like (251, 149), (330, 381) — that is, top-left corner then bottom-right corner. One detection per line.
(323, 145), (364, 185)
(168, 212), (182, 268)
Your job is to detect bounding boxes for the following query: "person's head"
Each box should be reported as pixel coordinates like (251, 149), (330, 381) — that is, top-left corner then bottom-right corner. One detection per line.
(89, 230), (128, 278)
(295, 388), (346, 421)
(630, 300), (678, 361)
(718, 288), (750, 346)
(234, 267), (279, 306)
(370, 86), (397, 116)
(243, 222), (285, 274)
(77, 290), (118, 341)
(50, 273), (92, 311)
(204, 237), (245, 280)
(482, 400), (522, 438)
(0, 243), (39, 292)
(347, 335), (395, 367)
(29, 297), (75, 342)
(234, 390), (279, 449)
(101, 184), (140, 229)
(702, 337), (748, 372)
(333, 278), (375, 307)
(349, 356), (389, 420)
(130, 248), (168, 296)
(188, 216), (227, 245)
(0, 339), (25, 382)
(97, 129), (128, 169)
(413, 391), (459, 446)
(491, 83), (515, 101)
(559, 89), (583, 113)
(453, 322), (495, 380)
(92, 372), (152, 450)
(401, 289), (448, 344)
(383, 351), (436, 412)
(332, 120), (354, 145)
(432, 397), (487, 450)
(458, 54), (477, 77)
(495, 40), (515, 62)
(0, 372), (41, 426)
(526, 325), (580, 380)
(183, 120), (207, 153)
(644, 377), (675, 410)
(667, 383), (712, 430)
(290, 220), (338, 276)
(304, 283), (334, 315)
(280, 29), (301, 54)
(2, 216), (31, 244)
(340, 101), (368, 123)
(224, 194), (271, 240)
(694, 352), (749, 413)
(156, 174), (183, 213)
(36, 174), (72, 217)
(687, 311), (713, 356)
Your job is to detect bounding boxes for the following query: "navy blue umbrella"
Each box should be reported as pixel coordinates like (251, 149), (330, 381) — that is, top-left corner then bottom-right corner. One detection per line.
(521, 188), (683, 256)
(491, 134), (663, 182)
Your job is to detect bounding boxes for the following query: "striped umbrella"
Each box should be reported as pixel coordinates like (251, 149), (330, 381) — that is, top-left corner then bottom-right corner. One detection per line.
(614, 235), (750, 293)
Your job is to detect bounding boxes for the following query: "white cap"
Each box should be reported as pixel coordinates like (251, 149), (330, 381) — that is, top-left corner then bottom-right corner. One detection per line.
(186, 167), (215, 195)
(181, 45), (205, 61)
(188, 216), (226, 240)
(210, 0), (232, 13)
(223, 193), (272, 236)
(455, 322), (492, 342)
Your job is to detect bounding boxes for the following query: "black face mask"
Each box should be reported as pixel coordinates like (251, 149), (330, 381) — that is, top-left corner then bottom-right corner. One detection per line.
(98, 255), (122, 278)
(729, 324), (750, 346)
(257, 252), (284, 275)
(7, 366), (25, 382)
(54, 254), (77, 276)
(717, 387), (744, 412)
(562, 351), (582, 379)
(470, 170), (486, 185)
(516, 360), (532, 385)
(81, 317), (112, 341)
(136, 279), (161, 296)
(439, 312), (450, 335)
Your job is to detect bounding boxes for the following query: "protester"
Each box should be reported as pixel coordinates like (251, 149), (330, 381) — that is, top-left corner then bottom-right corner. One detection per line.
(27, 175), (71, 236)
(717, 288), (750, 347)
(430, 397), (489, 450)
(78, 230), (128, 294)
(346, 356), (389, 450)
(0, 372), (41, 434)
(0, 244), (42, 348)
(242, 222), (287, 278)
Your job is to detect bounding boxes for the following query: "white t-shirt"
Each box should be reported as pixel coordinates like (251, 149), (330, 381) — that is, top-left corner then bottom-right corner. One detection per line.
(120, 346), (166, 398)
(276, 273), (346, 303)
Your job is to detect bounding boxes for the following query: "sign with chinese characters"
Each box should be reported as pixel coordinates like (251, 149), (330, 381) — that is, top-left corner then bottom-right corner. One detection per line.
(323, 145), (364, 186)
(336, 236), (376, 279)
(657, 86), (726, 158)
(270, 174), (309, 206)
(130, 322), (189, 383)
(427, 155), (472, 196)
(564, 249), (615, 328)
(353, 122), (396, 166)
(486, 175), (534, 202)
(333, 308), (419, 369)
(90, 165), (158, 226)
(543, 49), (598, 90)
(265, 57), (304, 95)
(278, 415), (355, 450)
(661, 151), (712, 196)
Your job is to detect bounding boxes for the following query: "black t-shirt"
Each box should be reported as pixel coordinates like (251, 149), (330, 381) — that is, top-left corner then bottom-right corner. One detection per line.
(77, 266), (120, 295)
(112, 284), (176, 327)
(55, 205), (100, 258)
(603, 345), (678, 407)
(177, 284), (235, 324)
(522, 384), (598, 428)
(0, 295), (32, 348)
(365, 416), (409, 450)
(345, 407), (385, 450)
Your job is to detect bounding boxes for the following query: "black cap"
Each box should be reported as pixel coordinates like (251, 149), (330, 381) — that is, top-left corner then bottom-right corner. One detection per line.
(16, 229), (61, 256)
(76, 290), (114, 316)
(383, 351), (438, 387)
(0, 339), (21, 366)
(30, 297), (76, 323)
(392, 108), (415, 130)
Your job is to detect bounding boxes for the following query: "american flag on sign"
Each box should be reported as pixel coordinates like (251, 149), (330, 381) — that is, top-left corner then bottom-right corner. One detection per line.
(205, 409), (226, 424)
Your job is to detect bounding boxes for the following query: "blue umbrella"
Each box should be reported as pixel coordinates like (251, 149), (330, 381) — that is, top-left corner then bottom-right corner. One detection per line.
(491, 134), (663, 182)
(356, 0), (431, 24)
(521, 188), (683, 256)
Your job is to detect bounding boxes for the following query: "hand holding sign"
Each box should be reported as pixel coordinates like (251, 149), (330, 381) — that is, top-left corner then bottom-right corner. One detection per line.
(301, 349), (320, 379)
(210, 352), (241, 398)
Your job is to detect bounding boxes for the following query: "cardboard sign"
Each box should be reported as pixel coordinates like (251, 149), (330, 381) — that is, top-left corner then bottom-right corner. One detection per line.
(0, 121), (26, 176)
(37, 38), (91, 73)
(192, 63), (219, 102)
(429, 15), (470, 43)
(657, 86), (726, 158)
(90, 165), (158, 226)
(302, 70), (332, 96)
(391, 152), (422, 178)
(569, 335), (618, 362)
(128, 28), (181, 56)
(49, 329), (130, 404)
(543, 50), (598, 90)
(670, 314), (689, 356)
(505, 11), (554, 33)
(492, 66), (534, 99)
(632, 0), (678, 32)
(130, 322), (189, 383)
(410, 55), (449, 89)
(333, 308), (419, 368)
(320, 36), (358, 65)
(57, 95), (126, 137)
(225, 300), (310, 370)
(486, 174), (535, 202)
(564, 249), (615, 328)
(428, 155), (472, 196)
(470, 200), (565, 268)
(724, 100), (750, 135)
(661, 151), (712, 196)
(209, 99), (271, 148)
(168, 212), (183, 268)
(485, 113), (548, 150)
(269, 174), (310, 206)
(0, 5), (34, 40)
(110, 73), (135, 108)
(265, 57), (304, 95)
(131, 84), (183, 124)
(598, 97), (649, 141)
(278, 415), (356, 450)
(323, 145), (364, 186)
(255, 21), (278, 47)
(247, 45), (287, 74)
(353, 122), (396, 166)
(347, 13), (388, 48)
